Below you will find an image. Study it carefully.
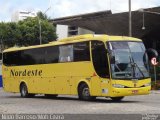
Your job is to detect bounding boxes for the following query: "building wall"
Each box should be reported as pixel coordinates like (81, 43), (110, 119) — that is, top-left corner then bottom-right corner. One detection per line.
(12, 11), (36, 22)
(56, 25), (68, 39)
(56, 24), (94, 40)
(78, 28), (94, 35)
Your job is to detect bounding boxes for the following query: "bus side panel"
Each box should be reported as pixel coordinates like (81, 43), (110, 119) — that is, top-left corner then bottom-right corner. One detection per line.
(3, 75), (20, 93)
(44, 62), (94, 95)
(27, 77), (55, 94)
(69, 62), (95, 95)
(91, 77), (112, 97)
(2, 66), (22, 92)
(19, 65), (56, 94)
(2, 61), (97, 95)
(41, 64), (70, 94)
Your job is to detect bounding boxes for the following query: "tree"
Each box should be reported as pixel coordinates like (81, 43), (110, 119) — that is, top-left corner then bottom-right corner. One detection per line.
(37, 11), (48, 20)
(18, 16), (57, 46)
(0, 22), (21, 48)
(0, 11), (57, 48)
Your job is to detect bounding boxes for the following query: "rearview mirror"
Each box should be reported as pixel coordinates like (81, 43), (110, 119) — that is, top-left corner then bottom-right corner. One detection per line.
(146, 48), (158, 60)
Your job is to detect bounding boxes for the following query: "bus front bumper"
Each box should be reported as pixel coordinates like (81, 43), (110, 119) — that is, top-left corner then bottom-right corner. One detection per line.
(109, 86), (151, 97)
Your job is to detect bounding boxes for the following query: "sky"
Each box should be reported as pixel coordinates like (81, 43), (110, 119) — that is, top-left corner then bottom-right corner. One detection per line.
(0, 0), (160, 22)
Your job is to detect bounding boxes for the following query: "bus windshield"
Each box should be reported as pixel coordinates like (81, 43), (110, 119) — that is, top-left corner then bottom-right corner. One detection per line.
(108, 41), (150, 80)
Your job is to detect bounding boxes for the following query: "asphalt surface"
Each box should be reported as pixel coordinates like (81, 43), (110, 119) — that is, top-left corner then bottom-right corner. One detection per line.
(0, 88), (160, 120)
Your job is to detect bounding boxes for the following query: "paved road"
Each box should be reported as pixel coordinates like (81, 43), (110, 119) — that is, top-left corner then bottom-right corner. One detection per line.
(0, 88), (160, 115)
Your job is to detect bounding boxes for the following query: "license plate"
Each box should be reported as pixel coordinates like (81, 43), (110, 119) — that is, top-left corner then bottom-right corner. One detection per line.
(132, 90), (138, 94)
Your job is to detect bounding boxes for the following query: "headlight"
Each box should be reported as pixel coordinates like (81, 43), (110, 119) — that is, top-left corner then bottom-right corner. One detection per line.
(144, 83), (151, 87)
(112, 84), (125, 88)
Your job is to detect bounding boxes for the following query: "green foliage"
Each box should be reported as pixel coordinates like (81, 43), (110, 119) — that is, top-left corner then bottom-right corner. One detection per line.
(0, 22), (20, 47)
(0, 12), (57, 48)
(37, 11), (48, 20)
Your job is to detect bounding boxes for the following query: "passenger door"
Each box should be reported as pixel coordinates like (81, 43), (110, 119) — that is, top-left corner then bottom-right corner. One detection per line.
(91, 41), (110, 96)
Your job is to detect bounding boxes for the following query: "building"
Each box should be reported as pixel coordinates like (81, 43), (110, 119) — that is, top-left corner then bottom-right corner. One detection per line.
(11, 11), (37, 22)
(51, 7), (160, 53)
(56, 24), (94, 39)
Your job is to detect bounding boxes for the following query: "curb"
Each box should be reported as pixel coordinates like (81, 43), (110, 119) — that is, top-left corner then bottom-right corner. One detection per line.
(151, 90), (160, 94)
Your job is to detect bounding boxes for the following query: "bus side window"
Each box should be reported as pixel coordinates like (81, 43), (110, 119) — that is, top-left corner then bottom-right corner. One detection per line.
(44, 46), (59, 63)
(73, 42), (90, 62)
(91, 41), (109, 78)
(3, 52), (14, 66)
(3, 51), (22, 66)
(22, 48), (44, 65)
(59, 45), (73, 63)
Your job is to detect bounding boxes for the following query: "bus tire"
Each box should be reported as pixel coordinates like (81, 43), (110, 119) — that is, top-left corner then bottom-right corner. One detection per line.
(110, 97), (124, 101)
(44, 94), (58, 98)
(20, 83), (35, 98)
(78, 83), (95, 101)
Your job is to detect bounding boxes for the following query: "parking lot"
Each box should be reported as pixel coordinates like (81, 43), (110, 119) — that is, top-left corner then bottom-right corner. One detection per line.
(0, 88), (160, 115)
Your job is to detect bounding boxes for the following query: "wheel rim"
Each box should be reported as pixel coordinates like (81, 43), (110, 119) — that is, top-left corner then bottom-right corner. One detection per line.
(82, 88), (90, 97)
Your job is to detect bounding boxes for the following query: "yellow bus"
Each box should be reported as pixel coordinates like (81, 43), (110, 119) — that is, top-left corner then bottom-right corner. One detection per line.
(2, 34), (151, 101)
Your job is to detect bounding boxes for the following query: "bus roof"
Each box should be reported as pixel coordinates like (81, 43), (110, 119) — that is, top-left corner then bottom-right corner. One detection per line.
(3, 34), (142, 53)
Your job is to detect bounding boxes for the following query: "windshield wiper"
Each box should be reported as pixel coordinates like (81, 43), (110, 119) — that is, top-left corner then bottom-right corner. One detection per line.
(115, 61), (122, 72)
(129, 56), (145, 78)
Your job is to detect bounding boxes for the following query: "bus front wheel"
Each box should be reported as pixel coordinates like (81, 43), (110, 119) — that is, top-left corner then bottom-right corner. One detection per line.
(78, 83), (95, 101)
(110, 97), (124, 101)
(20, 83), (35, 98)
